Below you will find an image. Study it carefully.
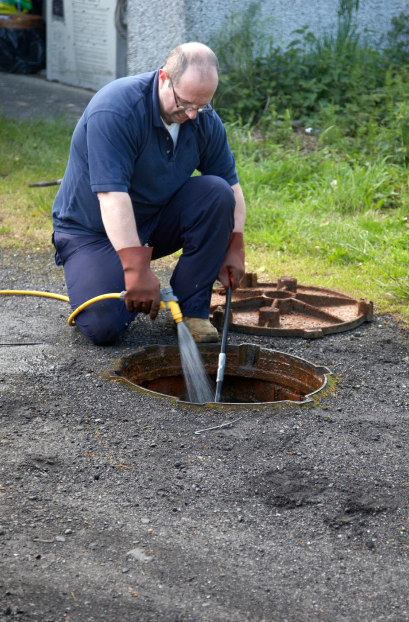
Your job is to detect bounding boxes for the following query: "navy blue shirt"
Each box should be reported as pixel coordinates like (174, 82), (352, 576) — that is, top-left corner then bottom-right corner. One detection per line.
(52, 69), (239, 236)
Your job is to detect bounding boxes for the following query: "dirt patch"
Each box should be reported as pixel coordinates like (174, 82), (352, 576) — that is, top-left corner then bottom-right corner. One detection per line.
(251, 466), (331, 508)
(251, 467), (402, 513)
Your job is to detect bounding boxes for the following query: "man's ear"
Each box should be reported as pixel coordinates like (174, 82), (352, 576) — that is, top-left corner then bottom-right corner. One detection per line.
(158, 68), (168, 88)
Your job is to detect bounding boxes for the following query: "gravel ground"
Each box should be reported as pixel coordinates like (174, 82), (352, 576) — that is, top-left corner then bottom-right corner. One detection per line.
(1, 249), (409, 622)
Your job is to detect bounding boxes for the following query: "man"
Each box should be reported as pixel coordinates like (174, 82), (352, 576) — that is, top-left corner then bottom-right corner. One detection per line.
(52, 42), (246, 346)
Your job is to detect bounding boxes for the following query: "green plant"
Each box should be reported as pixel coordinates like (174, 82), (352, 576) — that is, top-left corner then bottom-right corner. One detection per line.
(211, 0), (409, 169)
(383, 11), (409, 64)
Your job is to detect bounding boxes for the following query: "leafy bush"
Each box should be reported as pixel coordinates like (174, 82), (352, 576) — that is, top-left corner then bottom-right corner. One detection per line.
(211, 0), (409, 164)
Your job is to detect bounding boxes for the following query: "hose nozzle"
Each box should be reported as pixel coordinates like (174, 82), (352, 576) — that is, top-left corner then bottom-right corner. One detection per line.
(120, 287), (183, 323)
(159, 286), (183, 324)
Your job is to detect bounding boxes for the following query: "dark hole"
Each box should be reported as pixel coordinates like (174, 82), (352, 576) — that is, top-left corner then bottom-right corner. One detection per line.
(113, 344), (326, 405)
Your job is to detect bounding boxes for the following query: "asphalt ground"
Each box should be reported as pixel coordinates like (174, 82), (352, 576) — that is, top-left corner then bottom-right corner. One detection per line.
(1, 248), (409, 622)
(0, 72), (94, 124)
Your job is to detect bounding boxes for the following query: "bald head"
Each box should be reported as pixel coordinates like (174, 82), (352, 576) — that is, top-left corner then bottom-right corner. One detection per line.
(164, 42), (219, 87)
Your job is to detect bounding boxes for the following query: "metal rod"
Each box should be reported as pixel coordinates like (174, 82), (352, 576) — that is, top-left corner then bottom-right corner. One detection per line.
(214, 282), (232, 403)
(194, 417), (242, 435)
(0, 342), (42, 346)
(28, 179), (63, 188)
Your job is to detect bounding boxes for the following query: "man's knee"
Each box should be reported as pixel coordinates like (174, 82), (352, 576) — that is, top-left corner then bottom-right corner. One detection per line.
(193, 175), (235, 206)
(74, 302), (134, 346)
(188, 176), (235, 228)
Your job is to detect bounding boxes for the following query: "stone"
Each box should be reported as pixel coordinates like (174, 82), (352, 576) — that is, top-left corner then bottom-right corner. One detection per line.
(122, 568), (129, 573)
(141, 518), (150, 524)
(55, 536), (66, 542)
(127, 548), (152, 563)
(64, 529), (72, 535)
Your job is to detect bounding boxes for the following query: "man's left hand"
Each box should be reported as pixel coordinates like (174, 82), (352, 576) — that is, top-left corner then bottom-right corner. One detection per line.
(217, 231), (245, 290)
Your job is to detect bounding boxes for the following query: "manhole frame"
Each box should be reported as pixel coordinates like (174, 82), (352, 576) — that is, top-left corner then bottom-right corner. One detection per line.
(106, 343), (331, 409)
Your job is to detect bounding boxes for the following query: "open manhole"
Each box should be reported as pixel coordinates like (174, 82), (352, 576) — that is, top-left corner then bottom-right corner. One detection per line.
(210, 274), (373, 339)
(108, 343), (330, 407)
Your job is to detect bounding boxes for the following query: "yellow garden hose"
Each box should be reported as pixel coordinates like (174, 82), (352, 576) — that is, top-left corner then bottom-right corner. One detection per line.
(67, 293), (122, 326)
(0, 289), (69, 303)
(0, 288), (183, 326)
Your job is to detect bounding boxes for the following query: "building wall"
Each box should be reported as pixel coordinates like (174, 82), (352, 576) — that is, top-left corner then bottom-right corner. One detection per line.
(127, 0), (186, 77)
(127, 0), (409, 75)
(46, 0), (126, 91)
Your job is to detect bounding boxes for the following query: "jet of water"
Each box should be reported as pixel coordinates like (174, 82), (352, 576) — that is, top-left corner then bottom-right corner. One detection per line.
(177, 321), (214, 403)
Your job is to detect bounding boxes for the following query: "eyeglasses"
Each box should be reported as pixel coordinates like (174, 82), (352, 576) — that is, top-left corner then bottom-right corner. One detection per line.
(169, 78), (214, 114)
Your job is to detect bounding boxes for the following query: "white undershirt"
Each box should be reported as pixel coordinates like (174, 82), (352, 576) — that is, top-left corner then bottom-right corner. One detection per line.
(161, 117), (180, 148)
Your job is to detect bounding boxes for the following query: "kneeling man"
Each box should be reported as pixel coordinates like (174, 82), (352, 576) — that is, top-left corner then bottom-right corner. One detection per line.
(52, 42), (246, 346)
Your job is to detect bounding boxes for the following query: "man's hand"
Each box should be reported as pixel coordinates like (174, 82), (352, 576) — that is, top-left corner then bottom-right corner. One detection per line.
(217, 231), (245, 290)
(98, 192), (161, 319)
(117, 246), (161, 319)
(217, 183), (246, 291)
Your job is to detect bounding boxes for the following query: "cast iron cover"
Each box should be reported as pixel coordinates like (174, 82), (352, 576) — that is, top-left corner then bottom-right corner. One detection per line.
(210, 274), (373, 339)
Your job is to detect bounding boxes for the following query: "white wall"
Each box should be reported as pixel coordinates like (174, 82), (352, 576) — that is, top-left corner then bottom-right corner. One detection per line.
(127, 0), (409, 75)
(46, 0), (125, 91)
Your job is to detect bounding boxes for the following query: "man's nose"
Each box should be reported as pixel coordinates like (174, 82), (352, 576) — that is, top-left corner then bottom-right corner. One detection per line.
(186, 109), (198, 120)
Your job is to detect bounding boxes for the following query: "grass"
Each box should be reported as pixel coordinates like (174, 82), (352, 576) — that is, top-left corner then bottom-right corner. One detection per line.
(0, 114), (71, 251)
(228, 122), (409, 320)
(1, 111), (409, 321)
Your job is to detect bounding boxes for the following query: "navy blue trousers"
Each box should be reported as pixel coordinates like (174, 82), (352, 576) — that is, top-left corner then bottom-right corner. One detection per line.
(53, 175), (235, 346)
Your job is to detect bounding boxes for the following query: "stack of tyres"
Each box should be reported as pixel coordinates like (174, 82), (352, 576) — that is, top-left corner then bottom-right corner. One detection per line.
(0, 13), (45, 74)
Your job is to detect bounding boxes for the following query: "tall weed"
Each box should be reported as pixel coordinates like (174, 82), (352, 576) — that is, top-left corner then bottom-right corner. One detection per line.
(211, 0), (409, 165)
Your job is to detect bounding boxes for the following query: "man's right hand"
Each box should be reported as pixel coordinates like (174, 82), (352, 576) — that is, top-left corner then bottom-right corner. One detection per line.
(117, 246), (161, 319)
(217, 231), (245, 291)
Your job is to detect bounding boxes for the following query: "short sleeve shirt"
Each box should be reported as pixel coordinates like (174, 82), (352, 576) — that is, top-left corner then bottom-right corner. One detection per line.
(52, 69), (239, 236)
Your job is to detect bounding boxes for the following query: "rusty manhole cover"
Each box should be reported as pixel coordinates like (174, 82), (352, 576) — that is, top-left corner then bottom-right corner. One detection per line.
(210, 274), (373, 339)
(108, 343), (330, 407)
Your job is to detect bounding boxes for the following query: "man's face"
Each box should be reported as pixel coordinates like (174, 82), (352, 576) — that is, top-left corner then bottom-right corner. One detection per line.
(158, 66), (218, 125)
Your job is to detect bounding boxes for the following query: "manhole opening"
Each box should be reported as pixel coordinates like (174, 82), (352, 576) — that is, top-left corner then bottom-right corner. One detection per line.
(111, 343), (330, 406)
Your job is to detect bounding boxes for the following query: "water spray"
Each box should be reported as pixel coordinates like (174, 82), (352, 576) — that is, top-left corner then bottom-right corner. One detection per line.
(155, 288), (213, 402)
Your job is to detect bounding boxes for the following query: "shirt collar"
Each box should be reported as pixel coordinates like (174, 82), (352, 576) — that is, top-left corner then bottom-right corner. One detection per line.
(152, 67), (199, 129)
